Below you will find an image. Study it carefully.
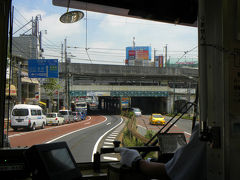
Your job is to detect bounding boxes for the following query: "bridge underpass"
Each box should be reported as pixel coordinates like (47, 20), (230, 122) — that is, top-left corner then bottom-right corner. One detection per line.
(88, 96), (168, 115)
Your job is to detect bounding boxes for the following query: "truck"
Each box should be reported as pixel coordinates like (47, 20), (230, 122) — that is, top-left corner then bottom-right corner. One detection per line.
(75, 101), (87, 112)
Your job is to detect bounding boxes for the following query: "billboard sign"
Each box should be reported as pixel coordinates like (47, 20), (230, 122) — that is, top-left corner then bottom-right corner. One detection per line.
(155, 55), (164, 67)
(159, 55), (164, 67)
(126, 46), (151, 60)
(121, 97), (130, 108)
(28, 59), (58, 78)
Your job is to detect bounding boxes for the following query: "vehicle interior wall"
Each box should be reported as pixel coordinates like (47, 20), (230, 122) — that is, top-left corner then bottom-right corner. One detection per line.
(0, 0), (12, 147)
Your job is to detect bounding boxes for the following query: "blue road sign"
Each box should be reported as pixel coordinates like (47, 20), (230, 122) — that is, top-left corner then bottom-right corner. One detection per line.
(28, 59), (58, 78)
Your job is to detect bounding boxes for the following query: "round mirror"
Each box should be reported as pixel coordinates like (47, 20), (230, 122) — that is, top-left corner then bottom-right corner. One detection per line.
(60, 11), (84, 23)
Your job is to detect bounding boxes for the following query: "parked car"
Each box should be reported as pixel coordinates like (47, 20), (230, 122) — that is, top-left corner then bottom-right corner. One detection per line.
(59, 110), (74, 123)
(131, 107), (142, 116)
(46, 113), (64, 125)
(149, 113), (165, 125)
(10, 104), (46, 131)
(72, 112), (81, 122)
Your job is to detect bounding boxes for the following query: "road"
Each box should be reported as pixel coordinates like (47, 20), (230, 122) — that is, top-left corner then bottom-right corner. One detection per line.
(7, 115), (193, 163)
(8, 115), (123, 163)
(136, 115), (193, 142)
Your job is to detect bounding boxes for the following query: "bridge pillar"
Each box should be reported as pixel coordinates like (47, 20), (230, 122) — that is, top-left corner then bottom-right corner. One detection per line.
(167, 94), (174, 114)
(98, 97), (102, 110)
(104, 98), (107, 112)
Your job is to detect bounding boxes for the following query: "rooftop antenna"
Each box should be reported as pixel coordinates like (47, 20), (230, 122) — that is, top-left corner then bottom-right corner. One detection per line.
(133, 37), (135, 48)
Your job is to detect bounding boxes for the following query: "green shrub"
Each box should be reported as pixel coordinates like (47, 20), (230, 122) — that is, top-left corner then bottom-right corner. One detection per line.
(121, 110), (135, 119)
(145, 129), (155, 140)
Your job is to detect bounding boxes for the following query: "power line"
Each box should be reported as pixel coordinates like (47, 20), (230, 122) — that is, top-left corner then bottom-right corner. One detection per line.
(15, 8), (30, 23)
(42, 36), (61, 47)
(67, 46), (125, 51)
(175, 46), (198, 63)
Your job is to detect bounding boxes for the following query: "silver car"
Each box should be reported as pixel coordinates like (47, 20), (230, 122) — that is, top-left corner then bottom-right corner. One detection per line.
(131, 108), (142, 116)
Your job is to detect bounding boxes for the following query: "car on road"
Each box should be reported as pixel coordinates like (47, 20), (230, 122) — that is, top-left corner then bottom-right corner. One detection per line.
(10, 104), (46, 131)
(59, 110), (74, 123)
(46, 113), (64, 125)
(149, 113), (165, 125)
(131, 107), (142, 116)
(72, 112), (81, 122)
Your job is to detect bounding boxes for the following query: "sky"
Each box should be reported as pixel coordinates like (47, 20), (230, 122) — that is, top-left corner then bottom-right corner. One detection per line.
(12, 0), (198, 65)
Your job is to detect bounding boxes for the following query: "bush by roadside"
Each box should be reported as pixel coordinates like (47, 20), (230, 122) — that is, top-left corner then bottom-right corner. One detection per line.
(121, 117), (157, 159)
(121, 110), (135, 119)
(166, 113), (195, 120)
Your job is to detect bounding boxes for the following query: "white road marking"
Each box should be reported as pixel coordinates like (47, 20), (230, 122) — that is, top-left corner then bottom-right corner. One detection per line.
(92, 117), (123, 162)
(102, 146), (113, 148)
(46, 116), (106, 143)
(105, 139), (114, 141)
(111, 133), (119, 135)
(104, 142), (113, 145)
(137, 125), (146, 129)
(107, 135), (117, 138)
(106, 123), (111, 125)
(103, 156), (118, 161)
(184, 131), (191, 135)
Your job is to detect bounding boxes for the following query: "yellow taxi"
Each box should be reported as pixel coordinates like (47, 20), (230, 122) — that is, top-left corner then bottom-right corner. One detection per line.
(149, 113), (165, 125)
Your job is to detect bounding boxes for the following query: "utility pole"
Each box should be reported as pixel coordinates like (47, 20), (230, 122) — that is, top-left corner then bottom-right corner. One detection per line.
(64, 38), (69, 110)
(17, 62), (22, 104)
(58, 43), (63, 111)
(165, 44), (167, 68)
(61, 43), (63, 63)
(154, 48), (156, 61)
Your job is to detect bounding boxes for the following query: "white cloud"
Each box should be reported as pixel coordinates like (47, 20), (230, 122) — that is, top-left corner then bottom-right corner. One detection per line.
(96, 14), (198, 58)
(40, 13), (85, 41)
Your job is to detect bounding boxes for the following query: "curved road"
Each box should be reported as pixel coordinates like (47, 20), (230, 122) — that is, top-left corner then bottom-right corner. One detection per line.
(51, 115), (122, 162)
(8, 115), (123, 163)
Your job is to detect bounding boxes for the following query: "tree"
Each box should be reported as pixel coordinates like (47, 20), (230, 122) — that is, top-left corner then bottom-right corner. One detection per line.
(42, 78), (62, 112)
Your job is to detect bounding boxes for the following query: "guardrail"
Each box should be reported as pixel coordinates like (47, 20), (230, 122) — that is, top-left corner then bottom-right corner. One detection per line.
(127, 116), (149, 144)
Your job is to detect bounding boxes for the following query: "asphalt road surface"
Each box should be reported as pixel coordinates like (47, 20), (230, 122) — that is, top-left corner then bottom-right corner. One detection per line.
(47, 115), (123, 163)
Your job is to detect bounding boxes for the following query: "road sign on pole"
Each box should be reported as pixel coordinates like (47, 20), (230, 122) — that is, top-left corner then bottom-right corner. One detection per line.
(28, 59), (58, 78)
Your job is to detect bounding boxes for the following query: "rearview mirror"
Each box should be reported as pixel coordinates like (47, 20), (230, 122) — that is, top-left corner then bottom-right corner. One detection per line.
(60, 11), (84, 23)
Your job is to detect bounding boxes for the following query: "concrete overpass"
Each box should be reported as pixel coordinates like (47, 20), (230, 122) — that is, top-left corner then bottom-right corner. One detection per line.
(59, 63), (198, 81)
(52, 63), (198, 114)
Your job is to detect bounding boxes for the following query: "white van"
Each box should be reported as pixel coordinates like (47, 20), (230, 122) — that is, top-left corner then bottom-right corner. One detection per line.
(59, 110), (74, 123)
(11, 104), (46, 131)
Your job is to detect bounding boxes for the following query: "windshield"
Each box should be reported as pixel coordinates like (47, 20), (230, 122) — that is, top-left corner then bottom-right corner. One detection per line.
(59, 111), (68, 115)
(47, 114), (56, 118)
(133, 108), (141, 112)
(12, 109), (28, 116)
(153, 114), (163, 118)
(3, 0), (197, 164)
(76, 104), (87, 108)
